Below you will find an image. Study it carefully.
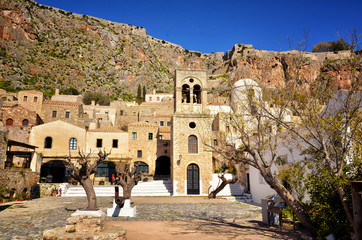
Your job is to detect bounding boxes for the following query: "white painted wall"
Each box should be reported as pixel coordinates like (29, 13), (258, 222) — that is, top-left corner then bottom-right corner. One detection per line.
(209, 173), (245, 196)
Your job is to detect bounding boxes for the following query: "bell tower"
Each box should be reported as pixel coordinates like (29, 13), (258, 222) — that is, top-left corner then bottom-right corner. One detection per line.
(174, 69), (208, 114)
(171, 69), (213, 196)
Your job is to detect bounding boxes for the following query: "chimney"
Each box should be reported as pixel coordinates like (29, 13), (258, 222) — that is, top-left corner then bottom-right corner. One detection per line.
(153, 89), (156, 95)
(55, 89), (59, 95)
(91, 100), (95, 106)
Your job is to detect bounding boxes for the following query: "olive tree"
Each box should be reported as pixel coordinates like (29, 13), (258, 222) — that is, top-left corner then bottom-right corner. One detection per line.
(66, 150), (110, 210)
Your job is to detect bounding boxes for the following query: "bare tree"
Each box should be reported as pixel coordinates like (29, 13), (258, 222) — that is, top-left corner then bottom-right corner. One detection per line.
(115, 163), (139, 199)
(203, 79), (318, 236)
(66, 149), (110, 210)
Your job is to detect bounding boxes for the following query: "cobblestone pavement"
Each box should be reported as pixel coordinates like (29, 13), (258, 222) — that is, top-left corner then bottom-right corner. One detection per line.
(0, 196), (262, 239)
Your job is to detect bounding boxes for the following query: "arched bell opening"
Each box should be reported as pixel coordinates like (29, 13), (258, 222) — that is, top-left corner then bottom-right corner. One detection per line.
(182, 84), (190, 103)
(193, 85), (202, 104)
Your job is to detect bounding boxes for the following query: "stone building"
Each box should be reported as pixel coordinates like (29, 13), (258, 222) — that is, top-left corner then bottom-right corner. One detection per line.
(83, 101), (117, 129)
(145, 89), (173, 103)
(18, 90), (43, 114)
(171, 69), (214, 195)
(41, 100), (84, 125)
(2, 104), (43, 128)
(29, 120), (130, 183)
(1, 104), (43, 167)
(128, 122), (159, 175)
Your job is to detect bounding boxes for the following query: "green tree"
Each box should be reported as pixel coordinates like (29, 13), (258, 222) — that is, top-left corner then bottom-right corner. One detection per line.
(60, 87), (79, 95)
(136, 84), (141, 100)
(82, 92), (111, 106)
(262, 52), (362, 236)
(142, 85), (146, 101)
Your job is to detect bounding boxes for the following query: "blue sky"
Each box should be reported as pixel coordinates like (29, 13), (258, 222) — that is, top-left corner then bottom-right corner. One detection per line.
(35, 0), (362, 54)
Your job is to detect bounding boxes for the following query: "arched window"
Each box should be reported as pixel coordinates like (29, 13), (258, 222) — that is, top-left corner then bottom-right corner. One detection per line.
(69, 138), (77, 150)
(134, 161), (149, 175)
(6, 118), (13, 126)
(188, 135), (198, 153)
(182, 84), (190, 103)
(44, 137), (52, 149)
(22, 119), (29, 126)
(193, 85), (202, 104)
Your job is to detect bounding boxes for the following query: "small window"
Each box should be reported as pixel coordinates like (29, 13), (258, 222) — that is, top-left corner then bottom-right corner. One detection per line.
(22, 119), (29, 126)
(133, 112), (136, 116)
(96, 139), (103, 148)
(189, 122), (196, 129)
(213, 139), (218, 146)
(34, 96), (38, 102)
(85, 126), (89, 130)
(23, 96), (28, 102)
(226, 126), (230, 132)
(160, 121), (164, 126)
(120, 110), (124, 116)
(112, 139), (118, 148)
(149, 97), (152, 101)
(44, 137), (52, 149)
(159, 135), (163, 140)
(167, 121), (171, 126)
(132, 132), (137, 140)
(188, 135), (198, 153)
(137, 150), (142, 158)
(148, 133), (153, 140)
(6, 118), (13, 126)
(157, 97), (160, 101)
(69, 138), (77, 150)
(65, 111), (70, 118)
(105, 112), (108, 115)
(52, 111), (57, 118)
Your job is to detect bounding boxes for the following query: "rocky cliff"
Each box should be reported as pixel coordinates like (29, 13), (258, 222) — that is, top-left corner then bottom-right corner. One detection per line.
(0, 0), (358, 99)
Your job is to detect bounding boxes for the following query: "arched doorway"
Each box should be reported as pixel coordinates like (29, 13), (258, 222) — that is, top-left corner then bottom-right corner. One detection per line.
(134, 161), (149, 176)
(187, 163), (200, 194)
(40, 160), (67, 183)
(94, 161), (116, 182)
(155, 156), (170, 176)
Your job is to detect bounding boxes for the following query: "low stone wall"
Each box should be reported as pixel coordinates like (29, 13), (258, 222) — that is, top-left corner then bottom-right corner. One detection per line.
(0, 169), (39, 199)
(39, 183), (61, 197)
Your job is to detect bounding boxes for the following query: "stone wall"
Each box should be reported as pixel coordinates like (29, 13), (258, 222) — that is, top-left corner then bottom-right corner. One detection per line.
(0, 169), (40, 199)
(0, 130), (7, 169)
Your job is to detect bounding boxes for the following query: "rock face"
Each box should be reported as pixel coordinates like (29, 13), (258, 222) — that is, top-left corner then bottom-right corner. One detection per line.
(0, 0), (358, 99)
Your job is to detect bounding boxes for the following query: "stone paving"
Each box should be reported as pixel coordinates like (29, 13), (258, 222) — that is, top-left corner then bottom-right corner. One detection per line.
(0, 196), (262, 239)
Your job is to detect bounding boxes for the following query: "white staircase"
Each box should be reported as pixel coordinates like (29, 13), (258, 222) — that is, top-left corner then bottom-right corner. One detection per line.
(61, 179), (173, 197)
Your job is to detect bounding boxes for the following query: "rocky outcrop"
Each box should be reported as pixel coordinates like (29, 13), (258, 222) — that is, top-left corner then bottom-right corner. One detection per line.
(0, 0), (358, 99)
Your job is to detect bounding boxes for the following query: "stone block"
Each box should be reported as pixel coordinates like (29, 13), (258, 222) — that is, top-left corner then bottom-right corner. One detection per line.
(107, 199), (136, 217)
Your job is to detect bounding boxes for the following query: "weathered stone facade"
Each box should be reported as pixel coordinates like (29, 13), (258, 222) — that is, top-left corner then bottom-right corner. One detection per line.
(0, 169), (39, 198)
(171, 69), (214, 195)
(2, 104), (43, 127)
(18, 90), (43, 114)
(41, 100), (84, 125)
(128, 122), (158, 174)
(0, 130), (7, 169)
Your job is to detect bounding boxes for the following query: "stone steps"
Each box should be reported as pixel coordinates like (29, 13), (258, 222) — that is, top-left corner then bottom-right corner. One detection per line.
(62, 179), (173, 197)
